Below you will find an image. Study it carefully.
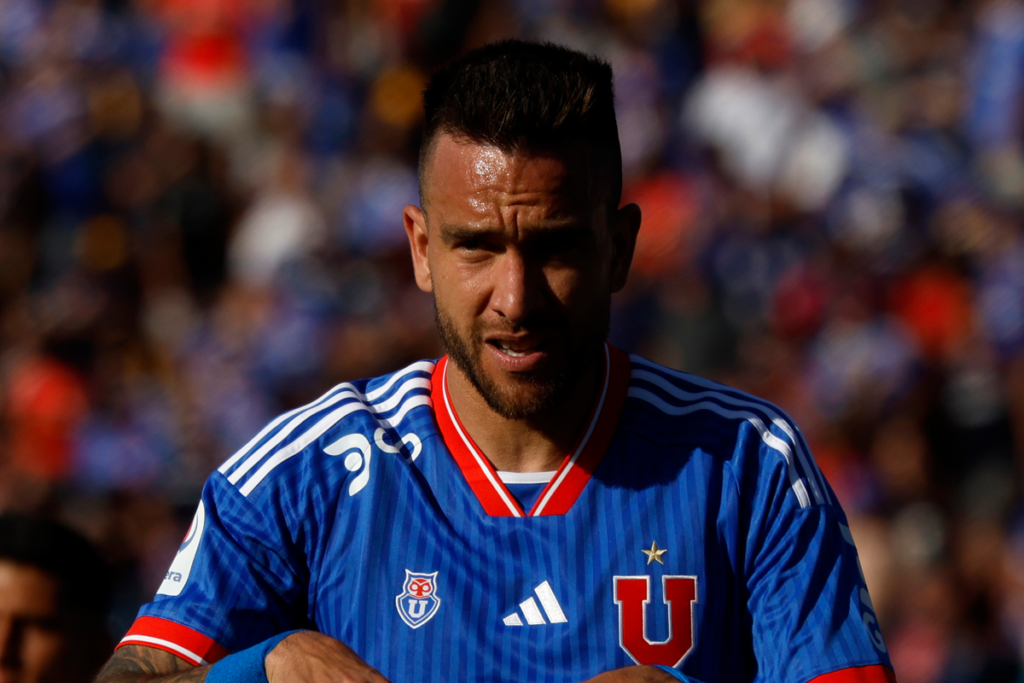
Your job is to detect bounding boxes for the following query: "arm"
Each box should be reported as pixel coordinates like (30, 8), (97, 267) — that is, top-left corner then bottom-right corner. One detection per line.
(583, 666), (687, 683)
(118, 477), (306, 673)
(96, 633), (392, 683)
(736, 420), (895, 683)
(94, 645), (206, 683)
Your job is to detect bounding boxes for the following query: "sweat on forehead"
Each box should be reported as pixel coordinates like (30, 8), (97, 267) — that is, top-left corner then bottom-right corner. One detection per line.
(418, 135), (613, 214)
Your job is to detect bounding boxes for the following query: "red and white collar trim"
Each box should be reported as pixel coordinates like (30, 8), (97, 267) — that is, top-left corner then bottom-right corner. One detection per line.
(432, 343), (630, 517)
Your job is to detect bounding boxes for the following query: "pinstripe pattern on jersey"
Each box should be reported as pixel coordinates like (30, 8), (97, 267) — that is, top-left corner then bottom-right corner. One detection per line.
(627, 357), (828, 509)
(629, 355), (831, 506)
(126, 349), (893, 683)
(631, 387), (813, 508)
(219, 360), (435, 496)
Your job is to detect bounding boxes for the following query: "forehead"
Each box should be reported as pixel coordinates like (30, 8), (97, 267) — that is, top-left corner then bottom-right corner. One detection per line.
(421, 135), (595, 222)
(0, 560), (59, 614)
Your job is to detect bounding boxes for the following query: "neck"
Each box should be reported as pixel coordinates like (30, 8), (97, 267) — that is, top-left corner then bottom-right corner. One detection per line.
(444, 352), (604, 473)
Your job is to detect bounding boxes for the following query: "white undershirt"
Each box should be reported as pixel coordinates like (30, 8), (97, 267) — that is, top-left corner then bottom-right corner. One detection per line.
(496, 470), (556, 485)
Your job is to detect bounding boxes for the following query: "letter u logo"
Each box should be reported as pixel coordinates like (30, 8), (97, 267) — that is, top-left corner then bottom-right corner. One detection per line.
(614, 575), (698, 666)
(407, 599), (428, 618)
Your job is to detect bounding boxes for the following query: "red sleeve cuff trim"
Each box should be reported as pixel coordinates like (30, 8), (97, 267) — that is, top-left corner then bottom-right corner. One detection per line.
(808, 664), (897, 683)
(116, 616), (229, 665)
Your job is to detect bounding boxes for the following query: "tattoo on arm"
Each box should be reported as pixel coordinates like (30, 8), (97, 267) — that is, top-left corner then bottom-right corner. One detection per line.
(94, 645), (209, 683)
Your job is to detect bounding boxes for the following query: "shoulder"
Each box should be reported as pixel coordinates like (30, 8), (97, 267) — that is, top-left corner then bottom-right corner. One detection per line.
(624, 353), (831, 509)
(213, 359), (437, 500)
(626, 354), (788, 425)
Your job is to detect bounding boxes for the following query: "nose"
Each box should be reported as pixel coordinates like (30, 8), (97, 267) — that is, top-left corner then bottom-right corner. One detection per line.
(490, 249), (545, 325)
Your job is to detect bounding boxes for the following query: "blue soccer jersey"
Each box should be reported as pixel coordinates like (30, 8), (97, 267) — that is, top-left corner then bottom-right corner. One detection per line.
(119, 345), (895, 683)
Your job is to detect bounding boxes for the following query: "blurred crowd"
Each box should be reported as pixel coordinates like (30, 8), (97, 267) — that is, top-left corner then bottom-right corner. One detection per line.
(0, 0), (1021, 680)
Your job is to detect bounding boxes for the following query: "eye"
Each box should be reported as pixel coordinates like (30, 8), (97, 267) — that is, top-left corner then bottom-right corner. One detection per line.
(457, 239), (485, 251)
(456, 238), (500, 255)
(22, 615), (61, 632)
(532, 230), (592, 261)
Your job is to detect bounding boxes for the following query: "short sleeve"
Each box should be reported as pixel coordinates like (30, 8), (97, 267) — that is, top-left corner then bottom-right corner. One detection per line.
(741, 423), (896, 683)
(117, 472), (306, 665)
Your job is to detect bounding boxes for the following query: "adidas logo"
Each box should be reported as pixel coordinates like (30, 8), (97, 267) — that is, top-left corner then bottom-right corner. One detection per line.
(502, 581), (568, 626)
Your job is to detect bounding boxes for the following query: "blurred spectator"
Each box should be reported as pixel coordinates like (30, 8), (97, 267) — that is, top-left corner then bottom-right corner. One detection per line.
(229, 145), (323, 288)
(153, 0), (255, 141)
(5, 350), (89, 481)
(0, 511), (111, 683)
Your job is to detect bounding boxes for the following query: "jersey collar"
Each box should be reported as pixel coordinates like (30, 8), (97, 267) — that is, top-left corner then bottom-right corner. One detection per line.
(431, 342), (630, 517)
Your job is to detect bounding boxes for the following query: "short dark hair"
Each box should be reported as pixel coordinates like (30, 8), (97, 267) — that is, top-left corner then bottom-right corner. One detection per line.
(419, 40), (622, 208)
(0, 512), (110, 618)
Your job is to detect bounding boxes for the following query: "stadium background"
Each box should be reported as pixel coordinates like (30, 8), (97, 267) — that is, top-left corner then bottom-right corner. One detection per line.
(0, 0), (1022, 680)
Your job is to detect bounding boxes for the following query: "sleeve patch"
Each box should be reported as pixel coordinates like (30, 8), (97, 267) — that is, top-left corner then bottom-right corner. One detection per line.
(117, 616), (229, 666)
(157, 501), (205, 597)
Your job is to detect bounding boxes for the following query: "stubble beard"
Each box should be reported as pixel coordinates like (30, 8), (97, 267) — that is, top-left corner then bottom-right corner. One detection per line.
(434, 299), (609, 420)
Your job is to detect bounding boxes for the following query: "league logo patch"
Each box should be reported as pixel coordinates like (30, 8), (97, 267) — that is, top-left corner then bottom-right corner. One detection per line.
(157, 501), (206, 597)
(395, 570), (441, 629)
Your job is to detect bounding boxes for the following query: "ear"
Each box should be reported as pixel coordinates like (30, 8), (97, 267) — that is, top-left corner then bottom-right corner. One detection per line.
(609, 202), (641, 293)
(404, 204), (433, 293)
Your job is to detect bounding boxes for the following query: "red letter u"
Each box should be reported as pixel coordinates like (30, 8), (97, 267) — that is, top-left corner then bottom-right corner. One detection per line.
(614, 575), (698, 667)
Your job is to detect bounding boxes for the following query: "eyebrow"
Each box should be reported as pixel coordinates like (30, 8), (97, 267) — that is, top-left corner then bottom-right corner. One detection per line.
(438, 224), (496, 243)
(438, 221), (590, 243)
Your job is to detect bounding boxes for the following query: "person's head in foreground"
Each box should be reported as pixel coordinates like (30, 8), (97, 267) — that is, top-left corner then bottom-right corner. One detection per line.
(404, 39), (640, 451)
(0, 512), (111, 683)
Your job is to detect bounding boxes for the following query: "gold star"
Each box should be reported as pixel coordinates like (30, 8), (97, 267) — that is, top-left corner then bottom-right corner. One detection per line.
(641, 541), (667, 565)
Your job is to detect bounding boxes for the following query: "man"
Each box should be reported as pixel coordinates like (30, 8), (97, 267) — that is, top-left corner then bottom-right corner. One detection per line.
(0, 512), (111, 683)
(97, 41), (896, 683)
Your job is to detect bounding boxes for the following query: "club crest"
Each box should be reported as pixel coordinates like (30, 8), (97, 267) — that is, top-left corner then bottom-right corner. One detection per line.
(395, 570), (441, 629)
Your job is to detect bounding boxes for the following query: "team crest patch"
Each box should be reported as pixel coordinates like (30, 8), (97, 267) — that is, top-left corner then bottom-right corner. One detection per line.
(396, 570), (441, 629)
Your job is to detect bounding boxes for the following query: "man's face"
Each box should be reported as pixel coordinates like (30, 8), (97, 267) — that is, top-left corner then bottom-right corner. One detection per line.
(0, 561), (68, 683)
(404, 135), (639, 418)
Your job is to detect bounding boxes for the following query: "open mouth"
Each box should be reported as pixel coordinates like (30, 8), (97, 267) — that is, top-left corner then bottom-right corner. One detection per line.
(487, 339), (545, 358)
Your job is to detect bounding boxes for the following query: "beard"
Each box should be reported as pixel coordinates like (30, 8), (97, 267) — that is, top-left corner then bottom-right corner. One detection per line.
(434, 299), (609, 420)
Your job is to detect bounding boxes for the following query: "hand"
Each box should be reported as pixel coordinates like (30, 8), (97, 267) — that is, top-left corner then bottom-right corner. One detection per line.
(583, 665), (680, 683)
(264, 631), (391, 683)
